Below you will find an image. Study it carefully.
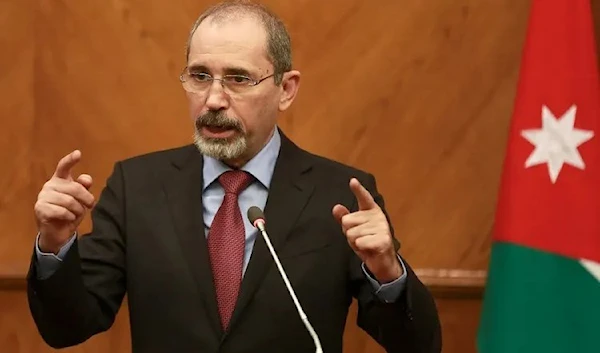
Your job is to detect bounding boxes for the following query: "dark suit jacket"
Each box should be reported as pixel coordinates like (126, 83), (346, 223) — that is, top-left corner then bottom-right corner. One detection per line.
(27, 131), (441, 353)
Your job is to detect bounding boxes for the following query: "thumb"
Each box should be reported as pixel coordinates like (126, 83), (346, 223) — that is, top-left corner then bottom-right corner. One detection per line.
(76, 174), (93, 190)
(332, 204), (350, 228)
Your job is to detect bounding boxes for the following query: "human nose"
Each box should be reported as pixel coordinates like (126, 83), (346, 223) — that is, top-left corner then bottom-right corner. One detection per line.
(205, 78), (230, 110)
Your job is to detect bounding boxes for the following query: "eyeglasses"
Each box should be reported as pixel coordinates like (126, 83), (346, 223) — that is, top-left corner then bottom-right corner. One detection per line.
(179, 68), (275, 95)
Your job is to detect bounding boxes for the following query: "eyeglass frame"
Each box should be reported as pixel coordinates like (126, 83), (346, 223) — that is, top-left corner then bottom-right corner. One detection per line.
(178, 66), (276, 94)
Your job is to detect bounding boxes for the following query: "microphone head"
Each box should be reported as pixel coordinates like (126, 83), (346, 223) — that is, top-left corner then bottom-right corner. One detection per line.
(247, 206), (265, 227)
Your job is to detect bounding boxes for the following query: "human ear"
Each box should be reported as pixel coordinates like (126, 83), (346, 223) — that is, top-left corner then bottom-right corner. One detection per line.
(278, 70), (300, 111)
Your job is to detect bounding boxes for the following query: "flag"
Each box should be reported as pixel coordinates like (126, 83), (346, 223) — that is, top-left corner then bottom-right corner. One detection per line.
(477, 0), (600, 352)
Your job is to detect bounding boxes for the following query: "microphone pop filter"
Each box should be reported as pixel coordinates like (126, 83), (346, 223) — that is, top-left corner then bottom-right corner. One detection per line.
(247, 206), (265, 225)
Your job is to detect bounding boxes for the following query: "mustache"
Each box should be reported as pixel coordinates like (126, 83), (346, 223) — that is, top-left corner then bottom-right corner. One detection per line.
(195, 111), (244, 132)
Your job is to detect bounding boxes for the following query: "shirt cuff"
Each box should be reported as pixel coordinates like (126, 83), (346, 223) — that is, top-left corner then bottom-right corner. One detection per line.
(34, 232), (77, 279)
(361, 254), (408, 303)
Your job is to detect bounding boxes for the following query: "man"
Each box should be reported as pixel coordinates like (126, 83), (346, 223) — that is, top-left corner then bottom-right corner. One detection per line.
(27, 1), (441, 352)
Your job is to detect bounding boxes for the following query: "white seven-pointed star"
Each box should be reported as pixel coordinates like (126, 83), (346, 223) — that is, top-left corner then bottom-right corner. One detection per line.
(580, 259), (600, 283)
(520, 104), (594, 183)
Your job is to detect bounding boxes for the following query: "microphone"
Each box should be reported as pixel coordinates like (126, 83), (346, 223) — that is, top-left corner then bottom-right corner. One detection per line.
(247, 206), (323, 353)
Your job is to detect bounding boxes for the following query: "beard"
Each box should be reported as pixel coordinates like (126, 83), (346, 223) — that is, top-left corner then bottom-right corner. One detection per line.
(193, 110), (248, 161)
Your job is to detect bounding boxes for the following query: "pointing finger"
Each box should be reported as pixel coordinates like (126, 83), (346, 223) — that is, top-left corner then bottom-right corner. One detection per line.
(349, 178), (378, 211)
(54, 150), (82, 179)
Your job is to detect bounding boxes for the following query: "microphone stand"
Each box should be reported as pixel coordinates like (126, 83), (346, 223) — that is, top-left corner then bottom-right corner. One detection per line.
(255, 221), (323, 353)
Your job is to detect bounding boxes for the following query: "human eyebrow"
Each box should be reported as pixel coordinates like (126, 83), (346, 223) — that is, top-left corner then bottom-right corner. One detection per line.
(187, 65), (211, 74)
(223, 67), (253, 76)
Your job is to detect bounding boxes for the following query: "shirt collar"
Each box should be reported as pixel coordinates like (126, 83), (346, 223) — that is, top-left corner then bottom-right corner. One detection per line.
(202, 127), (281, 190)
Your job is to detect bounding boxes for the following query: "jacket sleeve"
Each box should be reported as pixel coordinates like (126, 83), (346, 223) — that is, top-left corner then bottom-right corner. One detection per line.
(26, 162), (127, 349)
(349, 173), (442, 353)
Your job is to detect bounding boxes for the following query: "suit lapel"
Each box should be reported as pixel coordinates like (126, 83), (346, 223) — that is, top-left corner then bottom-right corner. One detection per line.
(163, 145), (223, 337)
(227, 131), (315, 332)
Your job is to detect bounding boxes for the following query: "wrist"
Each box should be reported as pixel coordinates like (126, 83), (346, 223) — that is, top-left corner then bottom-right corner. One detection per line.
(369, 254), (403, 284)
(38, 233), (71, 255)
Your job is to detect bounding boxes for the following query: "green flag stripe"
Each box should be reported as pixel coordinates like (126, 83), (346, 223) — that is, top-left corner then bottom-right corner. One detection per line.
(477, 242), (600, 353)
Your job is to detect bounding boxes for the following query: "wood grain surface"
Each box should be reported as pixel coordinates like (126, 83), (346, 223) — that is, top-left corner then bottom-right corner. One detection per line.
(2, 0), (531, 277)
(5, 0), (596, 352)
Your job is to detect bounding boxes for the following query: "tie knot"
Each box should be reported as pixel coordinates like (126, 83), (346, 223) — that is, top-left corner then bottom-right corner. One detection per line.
(218, 170), (253, 195)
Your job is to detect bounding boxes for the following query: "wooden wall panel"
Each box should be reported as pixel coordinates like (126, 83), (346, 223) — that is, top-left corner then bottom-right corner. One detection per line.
(1, 0), (540, 352)
(271, 0), (530, 272)
(0, 0), (36, 276)
(2, 0), (531, 275)
(342, 297), (482, 353)
(0, 290), (131, 353)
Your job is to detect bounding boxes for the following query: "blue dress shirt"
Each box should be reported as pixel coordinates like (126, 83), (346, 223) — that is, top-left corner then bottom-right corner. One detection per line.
(35, 128), (407, 302)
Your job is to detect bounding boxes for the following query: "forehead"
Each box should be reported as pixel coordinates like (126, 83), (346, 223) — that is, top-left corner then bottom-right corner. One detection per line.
(188, 16), (271, 73)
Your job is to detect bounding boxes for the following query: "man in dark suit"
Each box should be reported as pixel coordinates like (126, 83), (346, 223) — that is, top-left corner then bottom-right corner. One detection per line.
(27, 1), (441, 352)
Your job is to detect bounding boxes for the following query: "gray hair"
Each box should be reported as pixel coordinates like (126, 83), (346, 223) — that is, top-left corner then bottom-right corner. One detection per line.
(185, 0), (292, 84)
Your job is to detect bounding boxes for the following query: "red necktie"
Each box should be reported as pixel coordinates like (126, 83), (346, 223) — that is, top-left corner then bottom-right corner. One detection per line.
(207, 170), (253, 330)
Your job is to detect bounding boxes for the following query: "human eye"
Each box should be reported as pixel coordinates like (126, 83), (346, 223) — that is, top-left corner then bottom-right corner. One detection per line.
(224, 75), (252, 85)
(190, 72), (212, 82)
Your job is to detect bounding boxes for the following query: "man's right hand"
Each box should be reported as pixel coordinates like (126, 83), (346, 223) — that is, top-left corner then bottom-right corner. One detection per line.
(34, 150), (95, 254)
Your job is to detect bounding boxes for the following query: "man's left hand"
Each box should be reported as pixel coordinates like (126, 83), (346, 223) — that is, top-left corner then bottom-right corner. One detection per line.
(332, 178), (403, 283)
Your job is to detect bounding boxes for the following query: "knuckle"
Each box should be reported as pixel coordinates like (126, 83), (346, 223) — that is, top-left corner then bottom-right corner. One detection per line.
(341, 217), (351, 228)
(44, 178), (59, 189)
(34, 200), (51, 213)
(354, 237), (366, 248)
(87, 192), (95, 205)
(60, 208), (72, 219)
(57, 192), (71, 206)
(340, 219), (351, 229)
(66, 182), (79, 194)
(70, 193), (79, 205)
(34, 198), (45, 208)
(75, 182), (87, 193)
(379, 235), (390, 246)
(75, 184), (92, 202)
(66, 183), (83, 200)
(33, 201), (44, 216)
(66, 195), (80, 210)
(40, 184), (51, 195)
(345, 229), (354, 238)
